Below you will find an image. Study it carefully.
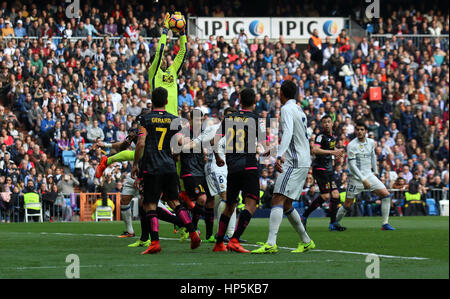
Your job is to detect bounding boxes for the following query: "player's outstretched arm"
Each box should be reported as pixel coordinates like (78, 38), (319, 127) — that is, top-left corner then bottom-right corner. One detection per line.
(148, 13), (170, 90)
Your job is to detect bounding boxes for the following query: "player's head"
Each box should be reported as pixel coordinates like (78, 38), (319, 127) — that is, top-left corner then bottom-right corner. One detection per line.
(152, 87), (168, 109)
(280, 80), (297, 105)
(239, 88), (256, 110)
(189, 108), (204, 129)
(320, 114), (333, 133)
(355, 120), (368, 140)
(224, 107), (238, 116)
(151, 53), (169, 72)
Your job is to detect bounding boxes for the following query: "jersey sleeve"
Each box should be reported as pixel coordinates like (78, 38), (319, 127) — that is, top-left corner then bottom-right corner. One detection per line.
(171, 34), (187, 75)
(148, 33), (167, 91)
(314, 134), (323, 147)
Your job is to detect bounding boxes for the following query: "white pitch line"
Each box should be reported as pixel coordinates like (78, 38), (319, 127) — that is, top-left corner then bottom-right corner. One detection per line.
(35, 231), (430, 260)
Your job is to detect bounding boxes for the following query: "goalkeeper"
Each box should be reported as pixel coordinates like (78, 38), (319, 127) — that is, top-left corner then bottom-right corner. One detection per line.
(95, 12), (187, 179)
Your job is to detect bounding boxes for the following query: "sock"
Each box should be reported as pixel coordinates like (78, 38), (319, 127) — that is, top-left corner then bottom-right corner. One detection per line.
(191, 203), (205, 231)
(329, 197), (340, 224)
(303, 196), (324, 218)
(139, 206), (149, 242)
(216, 213), (231, 243)
(381, 197), (391, 225)
(335, 205), (351, 223)
(227, 206), (237, 238)
(231, 209), (252, 241)
(267, 205), (283, 246)
(145, 210), (159, 241)
(204, 207), (214, 239)
(120, 203), (134, 234)
(157, 206), (184, 228)
(174, 205), (195, 233)
(285, 208), (311, 244)
(107, 150), (135, 165)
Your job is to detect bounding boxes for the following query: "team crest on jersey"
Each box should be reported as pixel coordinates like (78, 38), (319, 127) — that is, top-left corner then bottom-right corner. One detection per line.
(195, 187), (200, 194)
(162, 74), (174, 83)
(359, 145), (364, 150)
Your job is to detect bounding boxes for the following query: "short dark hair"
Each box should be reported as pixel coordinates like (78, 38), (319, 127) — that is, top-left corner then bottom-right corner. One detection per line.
(280, 80), (297, 99)
(152, 87), (168, 108)
(239, 88), (256, 107)
(321, 114), (332, 122)
(355, 120), (368, 130)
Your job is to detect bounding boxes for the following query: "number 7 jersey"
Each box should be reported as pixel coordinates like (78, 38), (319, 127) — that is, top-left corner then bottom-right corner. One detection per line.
(138, 109), (182, 175)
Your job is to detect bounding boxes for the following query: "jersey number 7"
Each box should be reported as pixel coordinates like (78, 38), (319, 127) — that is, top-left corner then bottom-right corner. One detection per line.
(156, 127), (167, 150)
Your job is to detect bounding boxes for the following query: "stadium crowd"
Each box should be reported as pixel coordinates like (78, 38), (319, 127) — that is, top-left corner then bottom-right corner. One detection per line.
(0, 0), (449, 222)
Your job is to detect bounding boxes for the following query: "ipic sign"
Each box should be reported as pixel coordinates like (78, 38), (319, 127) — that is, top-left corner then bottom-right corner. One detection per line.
(195, 17), (344, 40)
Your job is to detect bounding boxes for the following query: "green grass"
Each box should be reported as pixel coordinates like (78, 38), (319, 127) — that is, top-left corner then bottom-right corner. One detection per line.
(0, 216), (448, 279)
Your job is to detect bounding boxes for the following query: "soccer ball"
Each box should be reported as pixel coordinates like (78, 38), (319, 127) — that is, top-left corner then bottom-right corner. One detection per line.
(169, 14), (186, 33)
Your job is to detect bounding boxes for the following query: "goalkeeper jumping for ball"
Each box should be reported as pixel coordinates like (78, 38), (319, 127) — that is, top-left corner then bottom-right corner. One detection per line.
(95, 12), (187, 179)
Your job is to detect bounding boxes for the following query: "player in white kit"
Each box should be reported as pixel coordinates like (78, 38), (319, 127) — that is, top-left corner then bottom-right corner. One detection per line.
(334, 120), (396, 230)
(252, 80), (315, 254)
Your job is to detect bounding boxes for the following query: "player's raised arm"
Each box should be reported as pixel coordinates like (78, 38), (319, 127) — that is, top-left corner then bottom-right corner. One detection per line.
(148, 13), (170, 91)
(172, 13), (187, 76)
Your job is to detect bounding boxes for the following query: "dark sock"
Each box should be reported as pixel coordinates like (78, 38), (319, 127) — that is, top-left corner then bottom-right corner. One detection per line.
(303, 196), (325, 218)
(191, 203), (204, 231)
(329, 197), (340, 224)
(174, 205), (195, 233)
(157, 207), (184, 228)
(204, 207), (214, 239)
(216, 213), (230, 243)
(146, 210), (159, 241)
(231, 209), (252, 241)
(139, 206), (149, 242)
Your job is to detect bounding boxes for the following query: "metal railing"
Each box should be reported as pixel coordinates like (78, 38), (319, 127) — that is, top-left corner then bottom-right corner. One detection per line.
(369, 34), (449, 50)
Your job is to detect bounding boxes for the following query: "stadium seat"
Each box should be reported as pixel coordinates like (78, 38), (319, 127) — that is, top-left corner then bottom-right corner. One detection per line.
(95, 206), (113, 221)
(426, 198), (438, 216)
(62, 151), (76, 166)
(25, 202), (43, 223)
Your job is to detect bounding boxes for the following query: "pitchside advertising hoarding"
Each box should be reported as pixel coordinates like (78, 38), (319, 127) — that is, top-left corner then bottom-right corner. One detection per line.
(194, 17), (345, 40)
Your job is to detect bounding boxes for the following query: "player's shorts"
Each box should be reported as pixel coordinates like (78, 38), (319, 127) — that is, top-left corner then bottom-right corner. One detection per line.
(274, 167), (309, 200)
(205, 170), (227, 197)
(142, 173), (180, 204)
(312, 168), (338, 194)
(346, 174), (386, 199)
(122, 175), (140, 198)
(182, 176), (210, 199)
(226, 169), (260, 204)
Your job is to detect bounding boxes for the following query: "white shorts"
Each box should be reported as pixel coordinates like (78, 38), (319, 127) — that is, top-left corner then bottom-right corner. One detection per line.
(122, 175), (140, 198)
(273, 167), (309, 200)
(346, 174), (386, 199)
(206, 171), (227, 197)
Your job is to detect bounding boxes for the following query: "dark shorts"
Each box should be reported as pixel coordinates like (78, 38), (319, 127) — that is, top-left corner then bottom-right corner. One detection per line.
(312, 168), (338, 194)
(182, 176), (210, 199)
(142, 173), (180, 204)
(226, 170), (260, 204)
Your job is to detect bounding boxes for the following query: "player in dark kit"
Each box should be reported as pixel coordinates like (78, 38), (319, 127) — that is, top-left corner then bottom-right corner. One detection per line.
(179, 110), (216, 242)
(131, 87), (201, 254)
(301, 115), (346, 231)
(211, 88), (266, 253)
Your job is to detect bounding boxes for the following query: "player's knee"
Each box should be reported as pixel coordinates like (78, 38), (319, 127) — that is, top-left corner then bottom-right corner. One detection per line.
(121, 195), (133, 205)
(344, 199), (354, 208)
(196, 194), (207, 205)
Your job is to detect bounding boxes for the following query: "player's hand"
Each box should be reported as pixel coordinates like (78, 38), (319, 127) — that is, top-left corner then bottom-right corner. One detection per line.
(334, 148), (345, 159)
(275, 158), (283, 173)
(131, 165), (139, 179)
(163, 12), (171, 30)
(133, 178), (141, 190)
(216, 156), (225, 167)
(362, 179), (371, 189)
(94, 141), (105, 149)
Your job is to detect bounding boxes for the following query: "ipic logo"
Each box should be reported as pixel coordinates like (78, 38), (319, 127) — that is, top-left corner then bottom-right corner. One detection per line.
(65, 254), (80, 278)
(365, 254), (380, 278)
(65, 0), (81, 19)
(365, 0), (380, 19)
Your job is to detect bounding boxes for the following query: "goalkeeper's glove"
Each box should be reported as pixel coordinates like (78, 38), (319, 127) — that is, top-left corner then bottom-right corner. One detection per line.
(163, 12), (171, 34)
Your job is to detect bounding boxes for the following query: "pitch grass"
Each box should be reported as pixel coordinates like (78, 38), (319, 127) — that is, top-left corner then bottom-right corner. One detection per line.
(0, 216), (448, 279)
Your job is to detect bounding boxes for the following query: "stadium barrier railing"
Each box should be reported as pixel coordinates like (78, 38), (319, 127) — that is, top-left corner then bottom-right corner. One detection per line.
(369, 34), (449, 49)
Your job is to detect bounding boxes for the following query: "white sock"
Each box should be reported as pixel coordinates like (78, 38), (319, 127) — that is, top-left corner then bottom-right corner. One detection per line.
(267, 205), (283, 246)
(227, 207), (237, 237)
(121, 203), (134, 234)
(335, 205), (348, 223)
(285, 208), (311, 244)
(381, 197), (391, 225)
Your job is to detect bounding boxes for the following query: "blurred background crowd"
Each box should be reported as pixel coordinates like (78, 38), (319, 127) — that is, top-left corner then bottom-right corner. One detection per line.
(0, 0), (448, 222)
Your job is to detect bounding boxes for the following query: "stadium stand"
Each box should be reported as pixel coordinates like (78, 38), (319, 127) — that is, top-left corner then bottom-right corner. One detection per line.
(0, 0), (448, 222)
